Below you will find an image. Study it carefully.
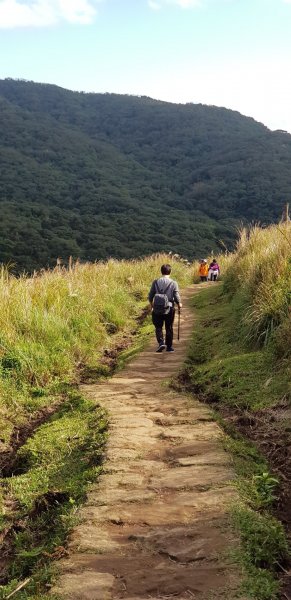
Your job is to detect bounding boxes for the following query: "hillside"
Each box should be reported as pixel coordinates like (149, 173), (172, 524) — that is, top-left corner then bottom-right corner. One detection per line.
(1, 78), (291, 270)
(184, 223), (291, 598)
(0, 225), (289, 599)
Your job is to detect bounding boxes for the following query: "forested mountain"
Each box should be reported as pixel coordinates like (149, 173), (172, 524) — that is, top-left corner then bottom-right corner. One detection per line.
(0, 78), (290, 271)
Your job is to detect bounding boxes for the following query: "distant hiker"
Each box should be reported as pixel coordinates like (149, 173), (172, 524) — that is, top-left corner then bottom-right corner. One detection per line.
(208, 259), (220, 281)
(198, 259), (209, 282)
(148, 264), (182, 353)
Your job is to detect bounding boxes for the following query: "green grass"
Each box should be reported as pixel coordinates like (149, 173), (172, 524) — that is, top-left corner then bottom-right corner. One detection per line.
(0, 255), (192, 444)
(0, 254), (192, 598)
(223, 223), (291, 351)
(186, 286), (288, 411)
(183, 284), (290, 599)
(116, 313), (153, 370)
(8, 391), (107, 510)
(0, 389), (107, 598)
(230, 506), (287, 600)
(232, 506), (287, 570)
(0, 568), (62, 600)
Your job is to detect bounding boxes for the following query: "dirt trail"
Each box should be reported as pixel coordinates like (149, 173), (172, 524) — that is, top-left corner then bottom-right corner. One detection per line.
(51, 285), (238, 600)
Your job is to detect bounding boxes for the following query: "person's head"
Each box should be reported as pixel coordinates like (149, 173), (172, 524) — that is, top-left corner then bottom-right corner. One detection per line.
(203, 259), (207, 263)
(213, 259), (217, 263)
(161, 264), (171, 275)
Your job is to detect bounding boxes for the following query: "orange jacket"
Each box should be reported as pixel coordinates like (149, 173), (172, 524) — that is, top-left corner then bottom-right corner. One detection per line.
(198, 263), (209, 276)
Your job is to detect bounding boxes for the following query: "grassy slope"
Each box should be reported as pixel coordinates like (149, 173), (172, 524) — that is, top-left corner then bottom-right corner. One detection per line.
(186, 286), (289, 411)
(182, 286), (289, 599)
(0, 221), (289, 597)
(0, 255), (192, 599)
(182, 223), (290, 599)
(0, 256), (190, 444)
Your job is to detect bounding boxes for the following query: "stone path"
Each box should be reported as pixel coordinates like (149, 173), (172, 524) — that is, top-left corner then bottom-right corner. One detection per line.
(51, 285), (238, 600)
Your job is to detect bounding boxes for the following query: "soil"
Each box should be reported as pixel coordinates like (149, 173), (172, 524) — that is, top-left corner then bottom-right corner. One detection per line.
(51, 286), (241, 600)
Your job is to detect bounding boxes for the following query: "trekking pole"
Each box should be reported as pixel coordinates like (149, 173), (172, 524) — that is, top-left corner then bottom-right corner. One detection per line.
(177, 308), (181, 341)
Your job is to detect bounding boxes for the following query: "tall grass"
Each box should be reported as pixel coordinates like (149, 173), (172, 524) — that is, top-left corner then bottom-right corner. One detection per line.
(223, 223), (291, 352)
(0, 254), (191, 445)
(0, 254), (191, 596)
(186, 225), (290, 600)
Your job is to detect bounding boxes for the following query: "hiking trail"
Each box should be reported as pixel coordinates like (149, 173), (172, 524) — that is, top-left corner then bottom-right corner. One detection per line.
(51, 285), (238, 600)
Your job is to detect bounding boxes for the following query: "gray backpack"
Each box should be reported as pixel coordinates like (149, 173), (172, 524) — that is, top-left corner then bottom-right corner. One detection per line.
(153, 281), (172, 315)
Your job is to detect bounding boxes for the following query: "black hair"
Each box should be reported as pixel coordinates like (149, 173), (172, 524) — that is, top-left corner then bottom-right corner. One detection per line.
(161, 264), (171, 275)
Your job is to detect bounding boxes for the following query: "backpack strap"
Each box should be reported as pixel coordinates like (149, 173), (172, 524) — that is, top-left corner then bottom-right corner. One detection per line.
(155, 280), (172, 296)
(155, 280), (160, 294)
(163, 282), (172, 295)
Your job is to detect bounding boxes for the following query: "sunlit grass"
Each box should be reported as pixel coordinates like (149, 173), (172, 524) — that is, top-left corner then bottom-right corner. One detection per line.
(0, 253), (191, 598)
(223, 223), (291, 349)
(0, 254), (191, 444)
(184, 223), (291, 600)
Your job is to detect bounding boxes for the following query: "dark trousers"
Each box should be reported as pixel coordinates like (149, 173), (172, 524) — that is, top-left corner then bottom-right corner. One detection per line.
(200, 276), (207, 282)
(152, 308), (175, 348)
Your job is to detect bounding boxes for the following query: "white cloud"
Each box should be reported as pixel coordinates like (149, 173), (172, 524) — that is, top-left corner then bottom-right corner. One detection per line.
(148, 0), (201, 9)
(0, 0), (100, 28)
(148, 0), (161, 9)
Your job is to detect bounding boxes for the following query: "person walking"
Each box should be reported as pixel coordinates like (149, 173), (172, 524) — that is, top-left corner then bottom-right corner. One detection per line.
(148, 264), (182, 353)
(208, 259), (220, 281)
(198, 259), (209, 282)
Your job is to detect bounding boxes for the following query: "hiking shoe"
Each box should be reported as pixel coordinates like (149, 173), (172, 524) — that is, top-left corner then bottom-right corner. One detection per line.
(156, 344), (166, 352)
(166, 347), (175, 352)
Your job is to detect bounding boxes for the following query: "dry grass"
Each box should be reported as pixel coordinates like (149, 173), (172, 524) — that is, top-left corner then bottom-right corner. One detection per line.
(223, 223), (291, 348)
(0, 254), (191, 445)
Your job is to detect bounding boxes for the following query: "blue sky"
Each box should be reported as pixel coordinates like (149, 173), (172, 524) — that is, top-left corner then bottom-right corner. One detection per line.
(1, 0), (291, 131)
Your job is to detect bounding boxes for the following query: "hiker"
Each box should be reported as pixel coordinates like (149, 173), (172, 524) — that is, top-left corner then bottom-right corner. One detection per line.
(208, 259), (220, 281)
(198, 259), (208, 282)
(148, 264), (182, 353)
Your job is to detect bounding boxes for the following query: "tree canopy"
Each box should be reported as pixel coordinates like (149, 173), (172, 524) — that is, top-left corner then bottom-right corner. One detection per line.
(0, 78), (290, 271)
